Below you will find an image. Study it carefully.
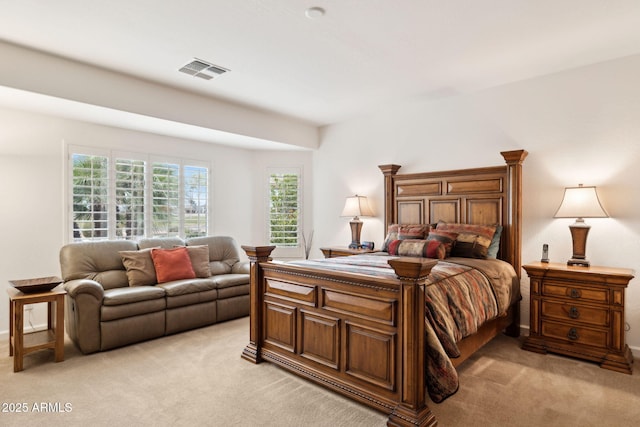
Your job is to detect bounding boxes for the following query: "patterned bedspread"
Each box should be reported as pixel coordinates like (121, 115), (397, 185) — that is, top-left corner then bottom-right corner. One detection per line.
(289, 254), (518, 402)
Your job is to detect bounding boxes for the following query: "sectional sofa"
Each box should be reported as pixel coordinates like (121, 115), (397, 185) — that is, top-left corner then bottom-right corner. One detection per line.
(59, 235), (249, 354)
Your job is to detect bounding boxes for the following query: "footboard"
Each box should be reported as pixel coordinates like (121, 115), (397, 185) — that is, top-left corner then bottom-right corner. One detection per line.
(242, 246), (438, 427)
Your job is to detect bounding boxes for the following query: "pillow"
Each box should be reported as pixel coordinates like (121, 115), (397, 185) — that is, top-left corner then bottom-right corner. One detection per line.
(387, 239), (446, 259)
(436, 222), (496, 259)
(426, 230), (458, 258)
(120, 247), (158, 286)
(398, 224), (430, 240)
(382, 224), (430, 252)
(486, 224), (503, 259)
(176, 245), (211, 278)
(150, 247), (196, 283)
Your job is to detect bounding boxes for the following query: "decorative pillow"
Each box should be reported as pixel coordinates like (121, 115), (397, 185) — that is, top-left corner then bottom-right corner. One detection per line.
(426, 230), (458, 258)
(398, 224), (430, 240)
(382, 224), (430, 252)
(150, 247), (196, 283)
(387, 239), (446, 259)
(120, 247), (158, 286)
(176, 245), (211, 278)
(486, 224), (503, 259)
(436, 222), (497, 259)
(382, 224), (400, 251)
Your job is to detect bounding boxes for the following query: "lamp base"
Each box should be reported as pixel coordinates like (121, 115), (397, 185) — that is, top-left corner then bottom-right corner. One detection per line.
(567, 220), (591, 268)
(567, 258), (590, 267)
(348, 219), (363, 250)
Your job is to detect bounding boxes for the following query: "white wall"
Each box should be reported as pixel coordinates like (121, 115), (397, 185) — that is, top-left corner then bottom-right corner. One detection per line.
(0, 107), (311, 337)
(313, 54), (640, 351)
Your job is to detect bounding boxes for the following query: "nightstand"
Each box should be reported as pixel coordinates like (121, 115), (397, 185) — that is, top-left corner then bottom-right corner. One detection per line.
(522, 262), (634, 374)
(320, 246), (376, 258)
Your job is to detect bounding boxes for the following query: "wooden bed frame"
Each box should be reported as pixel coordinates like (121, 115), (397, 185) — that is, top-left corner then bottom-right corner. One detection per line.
(242, 150), (527, 426)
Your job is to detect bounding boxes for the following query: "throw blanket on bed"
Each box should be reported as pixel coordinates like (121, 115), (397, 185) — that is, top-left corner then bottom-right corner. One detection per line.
(289, 254), (518, 403)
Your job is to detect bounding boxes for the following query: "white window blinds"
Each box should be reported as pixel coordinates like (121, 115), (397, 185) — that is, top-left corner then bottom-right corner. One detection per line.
(268, 171), (300, 247)
(69, 147), (209, 241)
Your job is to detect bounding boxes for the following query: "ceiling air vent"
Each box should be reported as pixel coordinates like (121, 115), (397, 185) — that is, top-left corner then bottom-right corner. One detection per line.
(179, 59), (229, 80)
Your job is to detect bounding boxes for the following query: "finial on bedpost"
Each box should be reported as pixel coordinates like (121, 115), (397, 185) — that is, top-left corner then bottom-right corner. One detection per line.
(242, 245), (276, 261)
(388, 257), (437, 281)
(379, 164), (402, 236)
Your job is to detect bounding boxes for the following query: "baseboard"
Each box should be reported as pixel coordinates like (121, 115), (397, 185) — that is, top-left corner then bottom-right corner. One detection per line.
(0, 323), (48, 342)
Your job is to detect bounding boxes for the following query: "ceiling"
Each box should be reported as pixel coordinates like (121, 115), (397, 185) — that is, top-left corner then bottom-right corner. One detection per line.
(1, 0), (640, 148)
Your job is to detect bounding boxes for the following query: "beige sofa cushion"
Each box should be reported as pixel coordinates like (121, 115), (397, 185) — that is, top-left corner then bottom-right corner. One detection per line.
(185, 245), (211, 278)
(60, 240), (137, 290)
(119, 247), (158, 286)
(187, 236), (241, 275)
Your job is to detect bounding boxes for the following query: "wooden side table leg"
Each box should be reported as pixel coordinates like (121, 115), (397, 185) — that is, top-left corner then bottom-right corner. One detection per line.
(9, 299), (14, 357)
(14, 301), (24, 372)
(48, 298), (53, 329)
(54, 295), (65, 363)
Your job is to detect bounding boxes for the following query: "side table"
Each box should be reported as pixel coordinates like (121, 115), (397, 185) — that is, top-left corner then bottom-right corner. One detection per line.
(522, 262), (634, 374)
(7, 286), (66, 372)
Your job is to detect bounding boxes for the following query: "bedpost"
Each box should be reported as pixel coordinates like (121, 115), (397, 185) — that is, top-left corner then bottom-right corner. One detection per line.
(500, 150), (527, 279)
(388, 258), (438, 427)
(379, 164), (401, 236)
(241, 245), (275, 364)
(500, 150), (527, 338)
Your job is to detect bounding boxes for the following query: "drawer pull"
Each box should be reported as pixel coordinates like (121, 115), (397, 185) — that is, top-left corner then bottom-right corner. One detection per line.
(569, 289), (582, 299)
(568, 306), (580, 319)
(567, 328), (579, 341)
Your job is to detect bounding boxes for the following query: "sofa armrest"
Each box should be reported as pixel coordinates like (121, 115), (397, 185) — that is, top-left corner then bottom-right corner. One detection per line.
(63, 279), (104, 354)
(231, 261), (249, 275)
(64, 279), (105, 301)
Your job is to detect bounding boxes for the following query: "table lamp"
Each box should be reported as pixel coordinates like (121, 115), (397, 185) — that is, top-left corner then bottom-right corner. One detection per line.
(341, 195), (373, 249)
(554, 184), (608, 267)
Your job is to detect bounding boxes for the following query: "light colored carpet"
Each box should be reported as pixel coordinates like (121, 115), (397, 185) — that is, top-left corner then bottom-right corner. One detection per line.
(2, 317), (638, 426)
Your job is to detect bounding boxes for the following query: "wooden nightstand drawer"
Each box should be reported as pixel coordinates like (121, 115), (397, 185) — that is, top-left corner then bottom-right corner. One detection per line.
(542, 281), (608, 304)
(541, 300), (609, 327)
(541, 320), (608, 348)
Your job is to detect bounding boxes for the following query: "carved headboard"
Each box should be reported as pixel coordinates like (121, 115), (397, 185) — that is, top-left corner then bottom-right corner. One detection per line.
(379, 150), (527, 276)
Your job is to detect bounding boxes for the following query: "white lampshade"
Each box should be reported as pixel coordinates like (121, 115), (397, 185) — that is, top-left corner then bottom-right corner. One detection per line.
(554, 185), (608, 219)
(341, 195), (373, 219)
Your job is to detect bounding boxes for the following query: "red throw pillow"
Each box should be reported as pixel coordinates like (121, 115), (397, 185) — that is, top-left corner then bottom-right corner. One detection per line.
(150, 247), (196, 283)
(387, 239), (446, 259)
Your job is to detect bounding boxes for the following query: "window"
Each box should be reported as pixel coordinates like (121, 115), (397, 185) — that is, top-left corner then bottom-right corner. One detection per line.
(268, 170), (301, 248)
(115, 158), (145, 239)
(72, 154), (109, 239)
(151, 162), (180, 237)
(69, 147), (209, 241)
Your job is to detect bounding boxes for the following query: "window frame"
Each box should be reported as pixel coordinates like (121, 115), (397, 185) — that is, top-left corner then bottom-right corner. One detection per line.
(266, 166), (304, 259)
(66, 145), (210, 242)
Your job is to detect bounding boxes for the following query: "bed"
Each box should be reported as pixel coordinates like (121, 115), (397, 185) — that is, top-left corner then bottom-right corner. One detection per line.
(241, 150), (527, 427)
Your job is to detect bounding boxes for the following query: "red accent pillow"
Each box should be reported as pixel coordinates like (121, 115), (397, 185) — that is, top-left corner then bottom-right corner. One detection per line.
(387, 239), (446, 259)
(382, 224), (430, 252)
(150, 247), (196, 283)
